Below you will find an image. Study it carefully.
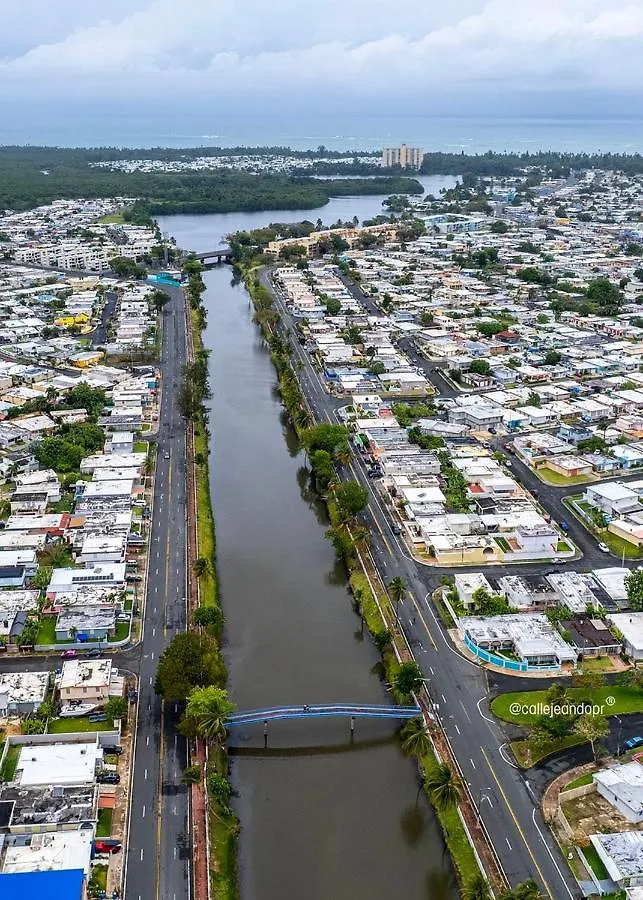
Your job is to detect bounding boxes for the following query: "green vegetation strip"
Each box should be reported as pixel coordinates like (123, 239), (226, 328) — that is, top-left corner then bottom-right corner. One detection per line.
(561, 772), (594, 792)
(208, 746), (239, 900)
(0, 745), (20, 782)
(419, 745), (483, 889)
(510, 734), (586, 769)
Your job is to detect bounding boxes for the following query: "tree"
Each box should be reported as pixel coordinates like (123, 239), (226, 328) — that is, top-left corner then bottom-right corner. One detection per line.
(572, 669), (604, 697)
(150, 288), (170, 313)
(626, 569), (643, 611)
(394, 661), (423, 697)
(388, 576), (408, 607)
(372, 628), (392, 652)
(586, 277), (622, 309)
(469, 359), (491, 376)
(193, 557), (210, 578)
(574, 713), (609, 761)
(462, 874), (492, 900)
(490, 220), (509, 233)
(193, 605), (224, 631)
(543, 350), (561, 366)
(104, 696), (128, 721)
(109, 256), (146, 278)
(34, 437), (83, 473)
(324, 296), (342, 316)
(419, 311), (434, 327)
(500, 881), (544, 900)
(300, 424), (349, 457)
(400, 717), (432, 757)
(616, 666), (643, 690)
(182, 765), (202, 785)
(183, 685), (236, 744)
(334, 480), (368, 521)
(425, 763), (462, 811)
(155, 632), (225, 701)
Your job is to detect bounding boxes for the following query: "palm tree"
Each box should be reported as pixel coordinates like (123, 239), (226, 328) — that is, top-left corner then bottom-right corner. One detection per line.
(500, 880), (544, 900)
(184, 686), (236, 745)
(400, 717), (432, 758)
(462, 874), (491, 900)
(193, 557), (210, 578)
(388, 576), (407, 605)
(425, 764), (462, 812)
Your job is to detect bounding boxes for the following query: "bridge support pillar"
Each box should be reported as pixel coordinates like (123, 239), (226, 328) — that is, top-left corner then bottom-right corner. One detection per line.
(350, 716), (355, 742)
(263, 719), (268, 748)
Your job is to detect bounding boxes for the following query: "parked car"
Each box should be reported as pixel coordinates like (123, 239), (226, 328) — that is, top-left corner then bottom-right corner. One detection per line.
(392, 525), (402, 535)
(85, 648), (102, 657)
(560, 520), (570, 533)
(102, 745), (123, 755)
(623, 736), (643, 752)
(62, 649), (77, 658)
(96, 772), (120, 784)
(163, 451), (170, 460)
(94, 840), (121, 854)
(88, 713), (107, 723)
(598, 542), (610, 553)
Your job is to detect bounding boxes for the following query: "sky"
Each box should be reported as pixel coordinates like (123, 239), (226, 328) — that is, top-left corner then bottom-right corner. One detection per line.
(1, 0), (642, 125)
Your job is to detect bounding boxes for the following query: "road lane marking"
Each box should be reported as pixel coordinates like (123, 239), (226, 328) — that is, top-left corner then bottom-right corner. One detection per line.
(470, 758), (476, 769)
(476, 697), (495, 725)
(155, 702), (165, 900)
(506, 838), (512, 850)
(146, 736), (149, 746)
(142, 805), (146, 818)
(453, 723), (461, 735)
(140, 849), (144, 861)
(481, 747), (554, 899)
(531, 809), (575, 899)
(498, 743), (520, 769)
(460, 701), (472, 722)
(144, 769), (147, 780)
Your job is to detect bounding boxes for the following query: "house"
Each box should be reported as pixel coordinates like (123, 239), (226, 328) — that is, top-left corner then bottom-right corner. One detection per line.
(453, 572), (494, 610)
(460, 614), (577, 669)
(590, 831), (643, 888)
(76, 534), (127, 566)
(585, 483), (641, 518)
(58, 658), (122, 704)
(14, 741), (104, 787)
(0, 672), (49, 716)
(594, 763), (643, 824)
(55, 607), (116, 642)
(0, 567), (28, 589)
(608, 613), (643, 660)
(558, 616), (622, 657)
(541, 455), (593, 479)
(497, 575), (561, 610)
(46, 563), (127, 598)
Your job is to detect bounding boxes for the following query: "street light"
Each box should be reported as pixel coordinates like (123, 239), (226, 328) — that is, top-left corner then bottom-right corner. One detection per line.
(615, 714), (623, 757)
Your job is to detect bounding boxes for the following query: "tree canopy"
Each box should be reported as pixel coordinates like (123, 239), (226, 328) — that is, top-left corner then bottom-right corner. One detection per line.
(154, 632), (225, 701)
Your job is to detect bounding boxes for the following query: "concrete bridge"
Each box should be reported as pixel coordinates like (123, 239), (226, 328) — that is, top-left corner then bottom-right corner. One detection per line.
(226, 703), (421, 728)
(194, 246), (232, 265)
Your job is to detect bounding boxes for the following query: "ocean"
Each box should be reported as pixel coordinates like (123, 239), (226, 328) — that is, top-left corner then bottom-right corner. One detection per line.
(3, 113), (643, 153)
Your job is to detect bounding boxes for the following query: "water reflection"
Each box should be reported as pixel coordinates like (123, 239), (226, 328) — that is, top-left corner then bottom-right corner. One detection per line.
(400, 803), (427, 847)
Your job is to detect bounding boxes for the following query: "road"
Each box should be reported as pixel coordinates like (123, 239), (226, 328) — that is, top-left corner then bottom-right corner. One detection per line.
(263, 267), (582, 898)
(123, 283), (191, 900)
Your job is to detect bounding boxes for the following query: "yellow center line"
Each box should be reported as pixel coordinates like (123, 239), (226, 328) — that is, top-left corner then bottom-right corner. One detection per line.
(480, 747), (554, 899)
(408, 592), (438, 650)
(163, 461), (173, 637)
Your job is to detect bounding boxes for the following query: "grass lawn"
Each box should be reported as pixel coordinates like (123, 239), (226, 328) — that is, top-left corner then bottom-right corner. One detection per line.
(112, 621), (130, 642)
(134, 441), (148, 453)
(0, 744), (21, 782)
(602, 530), (643, 559)
(581, 656), (617, 673)
(492, 686), (643, 725)
(96, 211), (126, 224)
(561, 772), (594, 792)
(36, 616), (59, 645)
(557, 540), (572, 552)
(511, 733), (586, 768)
(89, 863), (108, 894)
(494, 536), (512, 552)
(537, 468), (593, 486)
(48, 716), (113, 734)
(582, 844), (610, 881)
(96, 807), (113, 838)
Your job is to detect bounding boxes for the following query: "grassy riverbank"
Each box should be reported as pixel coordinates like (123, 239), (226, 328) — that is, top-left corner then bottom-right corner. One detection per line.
(243, 263), (485, 895)
(185, 288), (239, 898)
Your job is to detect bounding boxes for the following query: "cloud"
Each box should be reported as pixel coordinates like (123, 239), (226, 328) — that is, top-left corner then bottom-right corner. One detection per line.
(1, 0), (642, 110)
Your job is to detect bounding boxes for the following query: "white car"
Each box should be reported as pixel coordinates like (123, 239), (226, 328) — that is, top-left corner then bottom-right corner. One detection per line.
(598, 542), (610, 553)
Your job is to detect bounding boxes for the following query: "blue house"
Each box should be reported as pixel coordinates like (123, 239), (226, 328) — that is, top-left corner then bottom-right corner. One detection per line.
(558, 423), (592, 445)
(0, 869), (84, 899)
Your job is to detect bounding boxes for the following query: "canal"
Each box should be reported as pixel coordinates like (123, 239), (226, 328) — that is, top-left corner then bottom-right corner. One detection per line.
(157, 176), (458, 900)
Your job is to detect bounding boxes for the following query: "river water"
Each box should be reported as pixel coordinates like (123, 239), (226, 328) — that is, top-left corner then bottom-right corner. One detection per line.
(157, 176), (458, 900)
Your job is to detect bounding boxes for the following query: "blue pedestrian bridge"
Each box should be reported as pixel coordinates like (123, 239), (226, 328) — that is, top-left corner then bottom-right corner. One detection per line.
(226, 703), (421, 728)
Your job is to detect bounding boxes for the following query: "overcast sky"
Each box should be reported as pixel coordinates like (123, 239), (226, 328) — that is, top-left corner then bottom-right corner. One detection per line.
(1, 0), (642, 117)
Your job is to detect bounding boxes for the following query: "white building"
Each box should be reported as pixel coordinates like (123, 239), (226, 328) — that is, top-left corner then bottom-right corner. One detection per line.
(594, 763), (643, 824)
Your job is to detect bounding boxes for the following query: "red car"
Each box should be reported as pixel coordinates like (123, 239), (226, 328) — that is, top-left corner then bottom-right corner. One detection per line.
(94, 840), (121, 855)
(62, 649), (77, 658)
